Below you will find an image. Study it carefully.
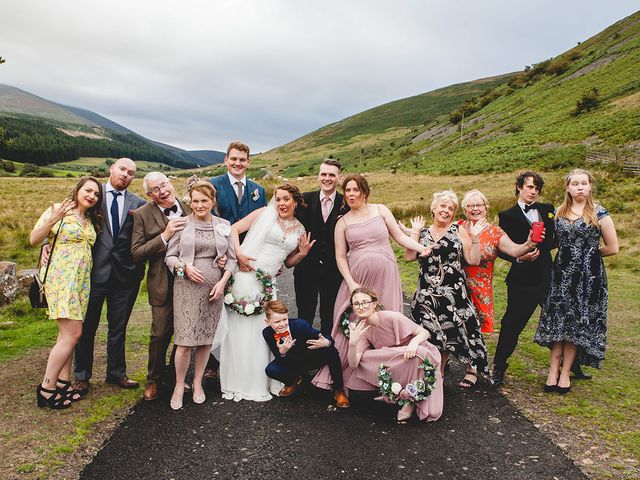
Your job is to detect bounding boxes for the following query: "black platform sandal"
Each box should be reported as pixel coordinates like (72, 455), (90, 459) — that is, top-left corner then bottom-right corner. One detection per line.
(57, 379), (82, 401)
(57, 379), (82, 402)
(36, 385), (72, 409)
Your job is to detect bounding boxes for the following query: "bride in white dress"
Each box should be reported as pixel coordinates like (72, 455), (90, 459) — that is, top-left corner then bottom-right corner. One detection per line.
(218, 184), (314, 401)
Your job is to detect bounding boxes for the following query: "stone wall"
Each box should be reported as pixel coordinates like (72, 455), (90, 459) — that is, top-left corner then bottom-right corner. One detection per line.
(0, 261), (36, 305)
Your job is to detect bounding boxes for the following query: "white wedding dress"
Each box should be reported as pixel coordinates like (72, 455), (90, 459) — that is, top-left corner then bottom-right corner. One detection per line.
(219, 221), (303, 401)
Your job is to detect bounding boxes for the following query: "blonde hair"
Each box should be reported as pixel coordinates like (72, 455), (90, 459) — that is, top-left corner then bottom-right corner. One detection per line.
(555, 169), (598, 226)
(430, 190), (459, 216)
(189, 180), (219, 215)
(461, 189), (489, 210)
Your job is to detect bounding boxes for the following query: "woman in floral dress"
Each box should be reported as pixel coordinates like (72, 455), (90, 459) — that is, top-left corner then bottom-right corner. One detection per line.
(405, 190), (488, 388)
(535, 169), (618, 393)
(30, 177), (103, 409)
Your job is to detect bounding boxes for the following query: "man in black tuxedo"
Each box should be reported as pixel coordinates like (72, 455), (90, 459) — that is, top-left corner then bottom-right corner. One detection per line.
(74, 158), (146, 394)
(294, 159), (346, 336)
(490, 171), (556, 386)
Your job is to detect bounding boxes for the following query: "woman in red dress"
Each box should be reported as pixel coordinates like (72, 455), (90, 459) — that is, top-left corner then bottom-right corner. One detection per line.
(460, 190), (539, 333)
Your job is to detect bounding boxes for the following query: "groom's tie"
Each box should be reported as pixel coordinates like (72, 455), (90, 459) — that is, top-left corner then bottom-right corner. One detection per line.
(235, 181), (244, 205)
(110, 190), (121, 239)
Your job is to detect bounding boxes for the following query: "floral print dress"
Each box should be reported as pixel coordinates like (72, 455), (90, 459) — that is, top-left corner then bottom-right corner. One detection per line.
(461, 224), (505, 333)
(535, 205), (610, 368)
(35, 211), (96, 321)
(410, 223), (488, 375)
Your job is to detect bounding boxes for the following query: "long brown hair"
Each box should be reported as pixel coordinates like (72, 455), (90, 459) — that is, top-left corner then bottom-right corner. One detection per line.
(555, 169), (598, 227)
(70, 176), (104, 234)
(342, 174), (370, 201)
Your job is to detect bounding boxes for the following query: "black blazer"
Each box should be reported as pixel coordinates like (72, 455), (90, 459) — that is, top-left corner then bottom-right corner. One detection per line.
(263, 319), (335, 365)
(498, 202), (556, 288)
(294, 190), (348, 277)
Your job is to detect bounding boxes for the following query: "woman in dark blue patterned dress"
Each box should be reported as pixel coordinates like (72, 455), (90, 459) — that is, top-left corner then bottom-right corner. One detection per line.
(535, 169), (618, 393)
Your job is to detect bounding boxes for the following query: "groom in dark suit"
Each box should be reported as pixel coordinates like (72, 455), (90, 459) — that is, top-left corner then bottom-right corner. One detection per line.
(131, 172), (190, 401)
(294, 159), (346, 336)
(490, 171), (556, 386)
(205, 141), (267, 379)
(74, 158), (146, 394)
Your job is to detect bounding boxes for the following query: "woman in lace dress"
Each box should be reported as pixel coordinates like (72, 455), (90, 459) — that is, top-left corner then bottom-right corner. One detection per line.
(535, 169), (618, 393)
(219, 184), (315, 401)
(165, 181), (236, 410)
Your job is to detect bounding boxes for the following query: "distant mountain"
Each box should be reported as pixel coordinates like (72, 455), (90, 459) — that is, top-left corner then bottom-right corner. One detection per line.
(58, 104), (137, 135)
(255, 10), (640, 177)
(0, 84), (224, 167)
(186, 150), (226, 165)
(150, 140), (224, 166)
(0, 84), (92, 125)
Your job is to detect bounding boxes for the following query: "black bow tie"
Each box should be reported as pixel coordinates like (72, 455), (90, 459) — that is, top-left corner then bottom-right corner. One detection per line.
(163, 205), (178, 216)
(523, 203), (537, 213)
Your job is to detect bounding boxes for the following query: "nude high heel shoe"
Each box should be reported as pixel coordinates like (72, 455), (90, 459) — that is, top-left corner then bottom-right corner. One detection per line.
(397, 403), (415, 422)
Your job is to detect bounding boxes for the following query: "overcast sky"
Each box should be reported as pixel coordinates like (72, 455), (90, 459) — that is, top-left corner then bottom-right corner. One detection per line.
(1, 1), (638, 152)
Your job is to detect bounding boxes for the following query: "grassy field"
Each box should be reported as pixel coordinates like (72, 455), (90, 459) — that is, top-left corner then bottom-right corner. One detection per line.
(0, 170), (638, 478)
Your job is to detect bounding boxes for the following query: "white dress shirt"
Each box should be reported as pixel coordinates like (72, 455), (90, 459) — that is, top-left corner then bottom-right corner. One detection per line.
(105, 181), (126, 229)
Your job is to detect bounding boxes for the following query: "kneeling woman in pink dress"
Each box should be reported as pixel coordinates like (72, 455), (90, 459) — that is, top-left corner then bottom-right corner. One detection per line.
(346, 287), (443, 422)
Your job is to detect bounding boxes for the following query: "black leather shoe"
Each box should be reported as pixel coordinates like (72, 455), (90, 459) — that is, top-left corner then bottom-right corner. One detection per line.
(489, 365), (507, 387)
(570, 363), (592, 380)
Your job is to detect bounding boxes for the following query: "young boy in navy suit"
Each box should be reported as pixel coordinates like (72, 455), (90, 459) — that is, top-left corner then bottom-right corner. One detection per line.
(262, 301), (349, 408)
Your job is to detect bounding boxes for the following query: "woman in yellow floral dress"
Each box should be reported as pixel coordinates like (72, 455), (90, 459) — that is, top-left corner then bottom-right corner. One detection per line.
(30, 177), (103, 409)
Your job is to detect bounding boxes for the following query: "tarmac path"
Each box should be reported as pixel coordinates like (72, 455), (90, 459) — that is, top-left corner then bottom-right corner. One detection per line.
(81, 270), (587, 480)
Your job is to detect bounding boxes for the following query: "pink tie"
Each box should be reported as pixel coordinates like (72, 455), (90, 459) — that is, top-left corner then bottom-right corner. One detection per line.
(322, 196), (332, 222)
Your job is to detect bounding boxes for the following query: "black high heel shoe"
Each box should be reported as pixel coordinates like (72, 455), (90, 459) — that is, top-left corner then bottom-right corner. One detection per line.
(556, 384), (571, 395)
(57, 379), (82, 402)
(36, 385), (72, 409)
(543, 383), (558, 393)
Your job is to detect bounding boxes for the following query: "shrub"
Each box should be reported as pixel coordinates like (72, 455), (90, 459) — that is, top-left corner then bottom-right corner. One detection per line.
(572, 88), (600, 116)
(546, 57), (571, 75)
(1, 159), (15, 172)
(20, 163), (41, 176)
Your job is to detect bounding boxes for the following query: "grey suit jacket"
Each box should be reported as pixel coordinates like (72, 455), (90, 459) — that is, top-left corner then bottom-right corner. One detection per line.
(131, 199), (190, 306)
(91, 184), (146, 285)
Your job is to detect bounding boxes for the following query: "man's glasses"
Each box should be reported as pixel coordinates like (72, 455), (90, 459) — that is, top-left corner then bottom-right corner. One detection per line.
(352, 300), (373, 309)
(150, 182), (169, 195)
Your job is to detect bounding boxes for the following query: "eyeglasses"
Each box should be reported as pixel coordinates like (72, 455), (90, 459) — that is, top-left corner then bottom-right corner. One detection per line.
(150, 182), (169, 195)
(352, 300), (373, 309)
(466, 203), (486, 209)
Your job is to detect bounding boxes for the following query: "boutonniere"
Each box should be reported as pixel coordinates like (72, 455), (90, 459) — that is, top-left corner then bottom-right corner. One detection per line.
(547, 212), (554, 219)
(127, 210), (134, 217)
(214, 223), (231, 237)
(251, 188), (260, 201)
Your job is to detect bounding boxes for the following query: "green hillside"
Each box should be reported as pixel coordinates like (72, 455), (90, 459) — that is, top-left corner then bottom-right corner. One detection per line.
(254, 11), (640, 178)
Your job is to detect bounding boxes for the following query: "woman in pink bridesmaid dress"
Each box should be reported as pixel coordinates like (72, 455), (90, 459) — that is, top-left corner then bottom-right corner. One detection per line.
(313, 175), (431, 392)
(346, 287), (443, 422)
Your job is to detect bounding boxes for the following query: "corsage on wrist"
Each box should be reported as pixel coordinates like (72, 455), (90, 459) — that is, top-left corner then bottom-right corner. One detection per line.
(175, 262), (185, 279)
